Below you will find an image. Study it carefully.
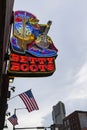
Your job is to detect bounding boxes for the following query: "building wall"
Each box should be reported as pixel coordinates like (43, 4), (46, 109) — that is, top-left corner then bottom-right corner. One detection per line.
(52, 101), (66, 124)
(63, 111), (87, 130)
(79, 113), (87, 129)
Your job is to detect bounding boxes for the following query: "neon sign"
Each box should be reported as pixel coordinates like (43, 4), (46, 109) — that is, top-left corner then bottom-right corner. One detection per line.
(8, 52), (56, 77)
(7, 11), (58, 77)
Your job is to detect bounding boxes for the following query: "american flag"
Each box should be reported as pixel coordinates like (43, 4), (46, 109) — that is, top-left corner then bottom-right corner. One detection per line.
(19, 89), (39, 112)
(8, 114), (18, 126)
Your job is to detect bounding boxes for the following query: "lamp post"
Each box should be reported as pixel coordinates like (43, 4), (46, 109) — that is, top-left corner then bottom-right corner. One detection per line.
(13, 108), (16, 130)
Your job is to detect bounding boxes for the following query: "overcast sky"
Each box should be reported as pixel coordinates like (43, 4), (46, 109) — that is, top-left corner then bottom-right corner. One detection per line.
(6, 0), (87, 129)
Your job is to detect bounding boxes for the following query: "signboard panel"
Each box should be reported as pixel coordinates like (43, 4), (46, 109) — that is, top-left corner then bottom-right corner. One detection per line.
(7, 10), (58, 77)
(8, 52), (56, 77)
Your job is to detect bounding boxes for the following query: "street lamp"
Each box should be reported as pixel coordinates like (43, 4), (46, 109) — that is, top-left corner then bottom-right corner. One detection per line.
(9, 77), (14, 83)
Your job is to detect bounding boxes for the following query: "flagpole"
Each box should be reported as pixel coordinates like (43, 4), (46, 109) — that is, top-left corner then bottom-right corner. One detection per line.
(8, 94), (19, 101)
(13, 109), (16, 130)
(8, 89), (31, 101)
(13, 107), (26, 130)
(15, 107), (26, 111)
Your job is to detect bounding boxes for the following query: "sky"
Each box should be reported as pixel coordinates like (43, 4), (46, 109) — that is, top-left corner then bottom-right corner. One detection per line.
(5, 0), (87, 129)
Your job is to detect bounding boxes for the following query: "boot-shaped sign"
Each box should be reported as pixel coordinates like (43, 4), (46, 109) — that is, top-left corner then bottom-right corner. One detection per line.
(8, 11), (58, 77)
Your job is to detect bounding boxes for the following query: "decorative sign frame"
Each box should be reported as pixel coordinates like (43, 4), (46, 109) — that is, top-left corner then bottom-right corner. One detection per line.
(7, 11), (58, 77)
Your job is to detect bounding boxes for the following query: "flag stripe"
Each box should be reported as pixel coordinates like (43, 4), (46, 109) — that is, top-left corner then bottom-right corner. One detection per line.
(19, 94), (33, 112)
(31, 98), (39, 110)
(8, 118), (17, 125)
(19, 90), (39, 112)
(20, 93), (38, 111)
(26, 94), (39, 110)
(21, 93), (35, 111)
(8, 114), (18, 126)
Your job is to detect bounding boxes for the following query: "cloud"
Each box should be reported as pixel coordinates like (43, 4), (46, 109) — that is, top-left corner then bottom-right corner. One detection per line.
(65, 98), (87, 116)
(8, 0), (87, 129)
(75, 62), (87, 85)
(41, 113), (53, 127)
(62, 62), (87, 115)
